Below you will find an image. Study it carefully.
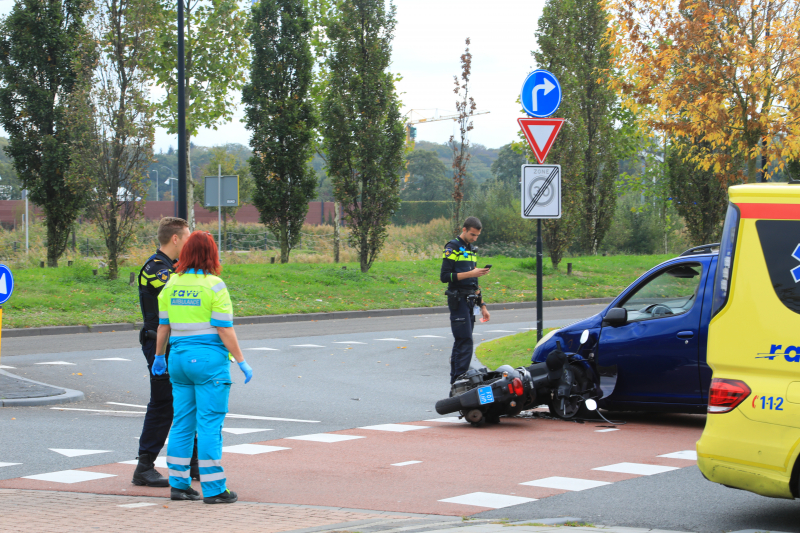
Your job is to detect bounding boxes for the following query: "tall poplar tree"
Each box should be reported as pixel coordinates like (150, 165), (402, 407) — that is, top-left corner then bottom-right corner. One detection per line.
(243, 0), (316, 264)
(322, 0), (405, 273)
(0, 0), (94, 267)
(534, 0), (618, 255)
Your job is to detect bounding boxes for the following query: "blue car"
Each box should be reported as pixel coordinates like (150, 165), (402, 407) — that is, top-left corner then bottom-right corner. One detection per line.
(532, 244), (719, 416)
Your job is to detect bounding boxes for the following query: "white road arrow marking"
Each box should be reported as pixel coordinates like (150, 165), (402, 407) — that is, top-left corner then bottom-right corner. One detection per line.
(531, 78), (556, 112)
(0, 273), (7, 295)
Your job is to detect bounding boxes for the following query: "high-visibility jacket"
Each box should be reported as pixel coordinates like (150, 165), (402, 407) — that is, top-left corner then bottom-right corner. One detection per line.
(440, 236), (479, 291)
(157, 269), (234, 352)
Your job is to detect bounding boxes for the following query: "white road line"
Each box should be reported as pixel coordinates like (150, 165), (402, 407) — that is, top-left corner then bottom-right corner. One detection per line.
(119, 503), (158, 509)
(50, 449), (112, 458)
(414, 335), (445, 338)
(520, 476), (611, 491)
(245, 347), (279, 351)
(285, 433), (364, 443)
(391, 461), (422, 467)
(221, 428), (273, 435)
(0, 365), (16, 369)
(332, 341), (367, 344)
(592, 462), (679, 475)
(51, 408), (146, 414)
(93, 358), (131, 361)
(359, 424), (430, 432)
(103, 404), (319, 423)
(438, 492), (536, 509)
(595, 428), (619, 433)
(424, 417), (467, 424)
(22, 470), (116, 484)
(119, 457), (167, 468)
(0, 462), (21, 467)
(483, 330), (516, 333)
(35, 361), (75, 365)
(225, 413), (319, 423)
(658, 450), (697, 461)
(375, 338), (408, 341)
(222, 444), (290, 455)
(290, 344), (325, 348)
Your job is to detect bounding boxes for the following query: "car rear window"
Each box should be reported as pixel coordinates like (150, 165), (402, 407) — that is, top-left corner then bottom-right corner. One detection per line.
(711, 203), (739, 317)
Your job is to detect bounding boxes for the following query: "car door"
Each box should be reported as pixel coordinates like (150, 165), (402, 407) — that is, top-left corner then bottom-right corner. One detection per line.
(598, 260), (709, 404)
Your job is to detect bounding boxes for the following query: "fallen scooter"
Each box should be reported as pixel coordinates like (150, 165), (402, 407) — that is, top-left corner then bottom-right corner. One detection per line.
(434, 329), (601, 426)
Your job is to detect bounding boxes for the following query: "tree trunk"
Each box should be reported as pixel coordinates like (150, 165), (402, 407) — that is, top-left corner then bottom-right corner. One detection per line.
(360, 230), (368, 273)
(280, 223), (289, 263)
(747, 155), (758, 183)
(333, 202), (340, 263)
(46, 222), (59, 267)
(107, 211), (119, 280)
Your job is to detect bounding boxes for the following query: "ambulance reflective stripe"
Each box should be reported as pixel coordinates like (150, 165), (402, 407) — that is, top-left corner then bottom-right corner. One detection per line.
(211, 311), (232, 322)
(171, 328), (218, 337)
(170, 322), (215, 331)
(159, 311), (169, 320)
(210, 281), (227, 293)
(199, 472), (226, 482)
(167, 454), (192, 481)
(167, 456), (191, 465)
(168, 469), (191, 478)
(197, 459), (221, 467)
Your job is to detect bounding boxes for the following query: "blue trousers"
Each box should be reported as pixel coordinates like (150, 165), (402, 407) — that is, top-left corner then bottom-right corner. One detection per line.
(166, 346), (232, 497)
(449, 297), (475, 384)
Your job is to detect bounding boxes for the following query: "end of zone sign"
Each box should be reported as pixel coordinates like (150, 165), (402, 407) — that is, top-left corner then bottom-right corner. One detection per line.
(521, 164), (561, 219)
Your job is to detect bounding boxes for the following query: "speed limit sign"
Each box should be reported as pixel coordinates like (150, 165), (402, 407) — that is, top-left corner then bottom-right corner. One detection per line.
(521, 164), (561, 219)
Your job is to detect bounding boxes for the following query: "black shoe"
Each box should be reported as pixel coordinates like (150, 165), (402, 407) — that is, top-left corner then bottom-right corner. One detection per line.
(132, 453), (169, 487)
(203, 489), (238, 504)
(171, 486), (201, 501)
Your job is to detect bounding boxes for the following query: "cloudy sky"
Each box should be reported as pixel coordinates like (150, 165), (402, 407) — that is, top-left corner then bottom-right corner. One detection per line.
(0, 0), (548, 151)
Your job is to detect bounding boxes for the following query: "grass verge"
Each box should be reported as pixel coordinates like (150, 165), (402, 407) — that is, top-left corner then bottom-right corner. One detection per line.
(3, 254), (667, 329)
(475, 328), (557, 370)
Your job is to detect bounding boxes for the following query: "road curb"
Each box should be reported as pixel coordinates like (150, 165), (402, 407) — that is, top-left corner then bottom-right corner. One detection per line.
(2, 297), (614, 338)
(0, 370), (85, 407)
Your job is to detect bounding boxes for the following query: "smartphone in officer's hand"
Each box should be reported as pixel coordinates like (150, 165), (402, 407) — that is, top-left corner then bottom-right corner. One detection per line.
(484, 264), (492, 269)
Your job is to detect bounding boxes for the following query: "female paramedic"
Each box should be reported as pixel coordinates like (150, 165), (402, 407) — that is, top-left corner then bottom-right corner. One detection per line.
(151, 231), (254, 504)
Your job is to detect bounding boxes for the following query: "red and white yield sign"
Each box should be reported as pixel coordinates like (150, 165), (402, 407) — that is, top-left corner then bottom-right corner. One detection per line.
(518, 118), (564, 164)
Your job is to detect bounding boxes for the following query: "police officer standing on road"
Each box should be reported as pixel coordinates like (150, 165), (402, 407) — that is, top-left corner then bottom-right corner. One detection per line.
(440, 217), (491, 384)
(133, 217), (196, 487)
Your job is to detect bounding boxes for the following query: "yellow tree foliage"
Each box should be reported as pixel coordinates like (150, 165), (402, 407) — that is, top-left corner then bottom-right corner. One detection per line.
(606, 0), (800, 182)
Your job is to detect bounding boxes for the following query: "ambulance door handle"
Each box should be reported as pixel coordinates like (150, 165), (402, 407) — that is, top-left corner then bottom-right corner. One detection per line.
(677, 331), (694, 340)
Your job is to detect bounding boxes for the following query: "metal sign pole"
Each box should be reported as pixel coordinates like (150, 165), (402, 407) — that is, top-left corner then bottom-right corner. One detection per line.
(536, 219), (543, 341)
(218, 165), (222, 261)
(24, 190), (28, 253)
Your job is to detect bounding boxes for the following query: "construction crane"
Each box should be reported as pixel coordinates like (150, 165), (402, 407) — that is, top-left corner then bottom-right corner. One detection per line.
(403, 109), (490, 181)
(404, 108), (490, 146)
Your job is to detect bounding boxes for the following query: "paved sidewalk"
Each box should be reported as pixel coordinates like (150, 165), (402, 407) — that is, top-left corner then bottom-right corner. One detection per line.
(0, 489), (419, 533)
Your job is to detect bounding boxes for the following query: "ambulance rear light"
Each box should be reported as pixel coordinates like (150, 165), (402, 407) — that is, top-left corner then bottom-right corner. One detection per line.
(708, 378), (751, 413)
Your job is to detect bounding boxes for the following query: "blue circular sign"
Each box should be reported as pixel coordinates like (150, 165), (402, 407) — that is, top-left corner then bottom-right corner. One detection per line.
(520, 70), (562, 118)
(0, 264), (14, 305)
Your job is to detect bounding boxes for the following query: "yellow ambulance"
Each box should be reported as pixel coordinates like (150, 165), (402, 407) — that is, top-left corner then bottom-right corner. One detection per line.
(697, 183), (800, 498)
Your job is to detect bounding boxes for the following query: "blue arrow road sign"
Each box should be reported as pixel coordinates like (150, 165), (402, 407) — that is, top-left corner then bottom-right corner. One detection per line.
(0, 264), (14, 305)
(521, 70), (562, 118)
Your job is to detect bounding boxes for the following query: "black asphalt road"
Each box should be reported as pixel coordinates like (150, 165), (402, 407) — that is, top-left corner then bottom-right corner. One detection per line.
(2, 303), (798, 532)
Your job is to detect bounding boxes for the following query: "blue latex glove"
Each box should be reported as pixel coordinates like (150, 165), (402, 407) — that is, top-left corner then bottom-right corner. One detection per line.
(238, 361), (253, 384)
(152, 355), (167, 376)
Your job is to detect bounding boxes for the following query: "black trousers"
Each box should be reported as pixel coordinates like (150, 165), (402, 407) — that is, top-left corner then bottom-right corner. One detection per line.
(449, 297), (475, 384)
(138, 335), (173, 457)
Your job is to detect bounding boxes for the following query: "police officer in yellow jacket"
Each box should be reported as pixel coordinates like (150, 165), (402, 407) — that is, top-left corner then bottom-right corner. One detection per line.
(153, 231), (253, 504)
(134, 217), (193, 487)
(440, 217), (490, 383)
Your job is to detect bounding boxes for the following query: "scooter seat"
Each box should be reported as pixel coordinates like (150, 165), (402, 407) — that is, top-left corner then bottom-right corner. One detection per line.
(527, 363), (549, 378)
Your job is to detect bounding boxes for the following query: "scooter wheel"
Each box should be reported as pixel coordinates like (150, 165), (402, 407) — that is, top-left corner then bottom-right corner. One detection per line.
(548, 399), (581, 420)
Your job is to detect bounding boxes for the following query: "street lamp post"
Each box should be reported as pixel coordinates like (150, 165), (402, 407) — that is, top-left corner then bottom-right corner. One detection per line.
(149, 169), (158, 201)
(165, 178), (178, 217)
(177, 0), (187, 221)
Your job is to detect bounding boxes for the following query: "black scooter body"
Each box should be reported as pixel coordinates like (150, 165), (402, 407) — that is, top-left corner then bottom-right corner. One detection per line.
(435, 341), (601, 426)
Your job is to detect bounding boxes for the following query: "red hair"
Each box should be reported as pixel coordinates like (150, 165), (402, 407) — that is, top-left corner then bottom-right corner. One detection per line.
(175, 231), (222, 276)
